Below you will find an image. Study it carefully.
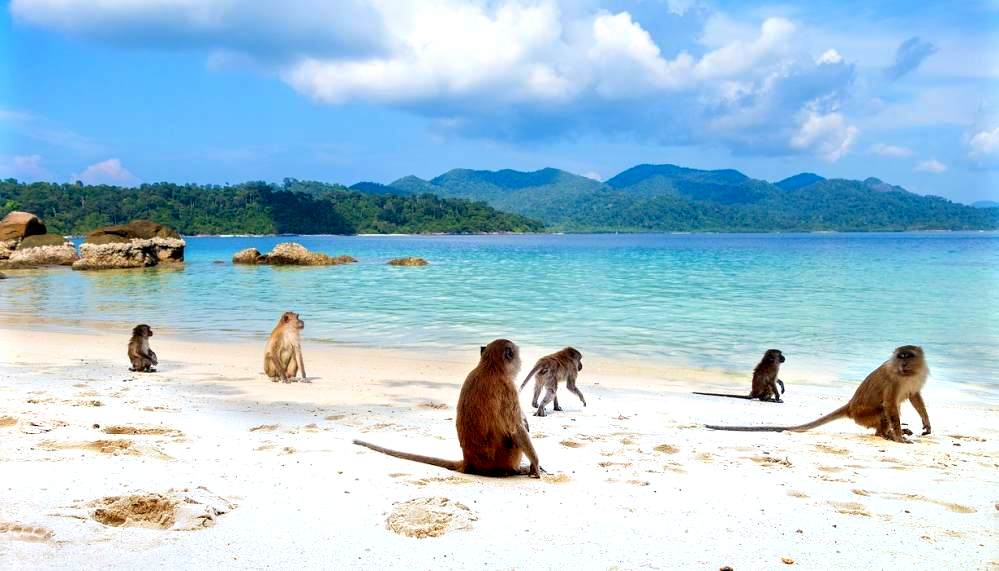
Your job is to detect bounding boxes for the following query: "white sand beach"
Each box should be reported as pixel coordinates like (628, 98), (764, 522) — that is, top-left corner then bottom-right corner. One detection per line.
(1, 325), (996, 569)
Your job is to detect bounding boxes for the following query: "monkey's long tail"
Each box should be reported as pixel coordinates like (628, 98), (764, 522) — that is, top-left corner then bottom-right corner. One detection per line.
(352, 440), (462, 471)
(692, 392), (754, 399)
(705, 404), (850, 432)
(518, 363), (543, 392)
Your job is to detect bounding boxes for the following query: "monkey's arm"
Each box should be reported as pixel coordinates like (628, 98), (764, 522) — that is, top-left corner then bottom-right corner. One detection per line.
(513, 424), (541, 478)
(768, 378), (783, 402)
(566, 373), (586, 406)
(776, 379), (785, 394)
(147, 349), (158, 366)
(909, 392), (931, 435)
(297, 348), (306, 380)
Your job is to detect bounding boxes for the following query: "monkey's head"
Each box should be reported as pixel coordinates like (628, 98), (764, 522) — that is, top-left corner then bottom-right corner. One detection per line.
(565, 347), (583, 371)
(891, 345), (925, 376)
(480, 339), (521, 376)
(280, 311), (305, 330)
(132, 324), (153, 338)
(764, 349), (785, 364)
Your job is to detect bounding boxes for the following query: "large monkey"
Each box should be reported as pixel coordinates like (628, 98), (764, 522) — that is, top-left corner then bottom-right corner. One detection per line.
(706, 346), (931, 443)
(519, 347), (585, 416)
(127, 324), (158, 372)
(354, 339), (542, 477)
(694, 349), (786, 402)
(263, 311), (307, 383)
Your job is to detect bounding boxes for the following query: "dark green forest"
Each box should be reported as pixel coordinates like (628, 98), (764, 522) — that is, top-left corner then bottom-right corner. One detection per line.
(0, 178), (543, 235)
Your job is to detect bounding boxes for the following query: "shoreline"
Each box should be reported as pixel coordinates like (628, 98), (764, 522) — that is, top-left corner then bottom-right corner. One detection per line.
(1, 324), (997, 568)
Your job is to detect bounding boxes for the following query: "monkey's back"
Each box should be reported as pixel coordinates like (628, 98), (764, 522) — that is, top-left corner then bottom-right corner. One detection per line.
(456, 366), (524, 473)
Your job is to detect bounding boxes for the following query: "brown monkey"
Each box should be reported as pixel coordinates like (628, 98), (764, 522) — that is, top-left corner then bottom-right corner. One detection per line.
(519, 347), (585, 416)
(127, 324), (158, 372)
(706, 345), (931, 443)
(263, 311), (307, 383)
(694, 349), (786, 402)
(354, 339), (542, 478)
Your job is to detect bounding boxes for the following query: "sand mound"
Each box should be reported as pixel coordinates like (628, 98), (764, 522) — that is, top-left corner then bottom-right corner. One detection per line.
(0, 416), (16, 428)
(40, 439), (172, 459)
(386, 497), (477, 538)
(90, 487), (234, 531)
(0, 521), (54, 542)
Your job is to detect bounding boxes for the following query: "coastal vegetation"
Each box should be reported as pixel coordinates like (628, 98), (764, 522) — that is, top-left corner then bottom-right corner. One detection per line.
(0, 179), (543, 236)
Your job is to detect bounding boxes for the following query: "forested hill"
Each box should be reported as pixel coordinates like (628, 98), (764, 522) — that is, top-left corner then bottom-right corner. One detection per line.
(0, 179), (543, 235)
(386, 165), (998, 232)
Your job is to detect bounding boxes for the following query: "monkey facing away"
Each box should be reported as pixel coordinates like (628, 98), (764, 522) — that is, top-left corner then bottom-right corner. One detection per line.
(519, 347), (586, 416)
(706, 345), (931, 443)
(127, 324), (158, 372)
(264, 311), (307, 383)
(354, 339), (543, 478)
(693, 349), (786, 403)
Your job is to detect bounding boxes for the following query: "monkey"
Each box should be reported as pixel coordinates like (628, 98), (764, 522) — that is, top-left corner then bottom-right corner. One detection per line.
(127, 324), (158, 373)
(693, 349), (786, 402)
(263, 311), (307, 383)
(518, 347), (586, 416)
(354, 339), (542, 478)
(705, 345), (931, 443)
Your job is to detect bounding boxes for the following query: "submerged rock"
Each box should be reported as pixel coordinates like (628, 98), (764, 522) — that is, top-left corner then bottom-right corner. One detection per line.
(387, 257), (429, 266)
(233, 243), (356, 266)
(74, 221), (185, 270)
(0, 211), (46, 242)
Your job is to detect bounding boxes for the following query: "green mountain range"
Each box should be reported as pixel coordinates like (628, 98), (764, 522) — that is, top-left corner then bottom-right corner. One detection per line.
(383, 165), (997, 232)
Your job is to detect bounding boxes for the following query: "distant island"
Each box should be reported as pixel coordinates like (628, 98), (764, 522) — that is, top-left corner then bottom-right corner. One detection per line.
(2, 164), (996, 235)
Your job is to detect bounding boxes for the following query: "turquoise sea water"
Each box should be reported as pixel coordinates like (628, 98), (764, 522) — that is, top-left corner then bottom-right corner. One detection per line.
(2, 233), (996, 390)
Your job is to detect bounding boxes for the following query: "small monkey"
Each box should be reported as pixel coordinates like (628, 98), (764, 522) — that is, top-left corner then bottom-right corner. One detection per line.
(354, 339), (542, 478)
(127, 324), (158, 372)
(263, 311), (307, 383)
(519, 347), (585, 416)
(706, 345), (931, 443)
(694, 349), (786, 402)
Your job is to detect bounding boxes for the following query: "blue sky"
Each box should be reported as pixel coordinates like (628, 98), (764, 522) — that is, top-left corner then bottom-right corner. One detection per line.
(2, 0), (997, 203)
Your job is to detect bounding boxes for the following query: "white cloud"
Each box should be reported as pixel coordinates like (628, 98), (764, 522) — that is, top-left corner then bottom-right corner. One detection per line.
(870, 143), (912, 158)
(968, 127), (999, 157)
(582, 170), (602, 181)
(915, 159), (947, 173)
(666, 0), (695, 16)
(70, 158), (138, 185)
(790, 110), (858, 162)
(816, 49), (842, 65)
(0, 154), (51, 181)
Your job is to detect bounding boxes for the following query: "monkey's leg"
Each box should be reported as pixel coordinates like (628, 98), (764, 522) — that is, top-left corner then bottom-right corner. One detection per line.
(297, 351), (307, 381)
(909, 392), (931, 435)
(886, 405), (909, 443)
(535, 386), (557, 417)
(270, 353), (289, 383)
(768, 381), (783, 403)
(553, 394), (563, 412)
(531, 381), (543, 409)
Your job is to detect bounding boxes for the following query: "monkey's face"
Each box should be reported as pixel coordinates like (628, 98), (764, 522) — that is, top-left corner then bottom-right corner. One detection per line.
(765, 349), (784, 363)
(132, 324), (152, 338)
(281, 312), (305, 329)
(893, 345), (924, 376)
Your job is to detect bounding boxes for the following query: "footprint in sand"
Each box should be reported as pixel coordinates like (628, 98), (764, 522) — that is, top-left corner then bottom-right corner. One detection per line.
(88, 487), (235, 531)
(653, 444), (679, 454)
(543, 473), (571, 484)
(696, 452), (715, 463)
(0, 416), (17, 428)
(39, 439), (172, 460)
(19, 420), (67, 434)
(0, 521), (53, 542)
(829, 501), (870, 516)
(249, 424), (279, 432)
(814, 444), (849, 455)
(386, 497), (477, 538)
(753, 455), (793, 467)
(419, 402), (449, 410)
(787, 490), (809, 498)
(560, 440), (583, 448)
(101, 425), (183, 437)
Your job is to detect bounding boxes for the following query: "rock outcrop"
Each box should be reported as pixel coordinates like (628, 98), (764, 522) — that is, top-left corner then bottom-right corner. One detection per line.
(387, 257), (429, 266)
(73, 221), (184, 271)
(232, 243), (356, 266)
(0, 212), (46, 242)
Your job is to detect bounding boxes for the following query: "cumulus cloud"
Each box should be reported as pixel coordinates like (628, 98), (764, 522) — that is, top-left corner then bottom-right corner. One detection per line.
(70, 158), (138, 185)
(11, 1), (860, 160)
(884, 36), (938, 80)
(0, 154), (51, 181)
(915, 159), (947, 173)
(870, 143), (913, 158)
(968, 127), (999, 157)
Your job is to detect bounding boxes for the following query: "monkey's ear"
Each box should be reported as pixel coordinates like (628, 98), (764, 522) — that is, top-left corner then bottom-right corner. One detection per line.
(504, 346), (515, 362)
(480, 346), (486, 355)
(282, 313), (290, 322)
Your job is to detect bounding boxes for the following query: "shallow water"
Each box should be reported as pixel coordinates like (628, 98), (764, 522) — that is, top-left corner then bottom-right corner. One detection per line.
(2, 232), (996, 390)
